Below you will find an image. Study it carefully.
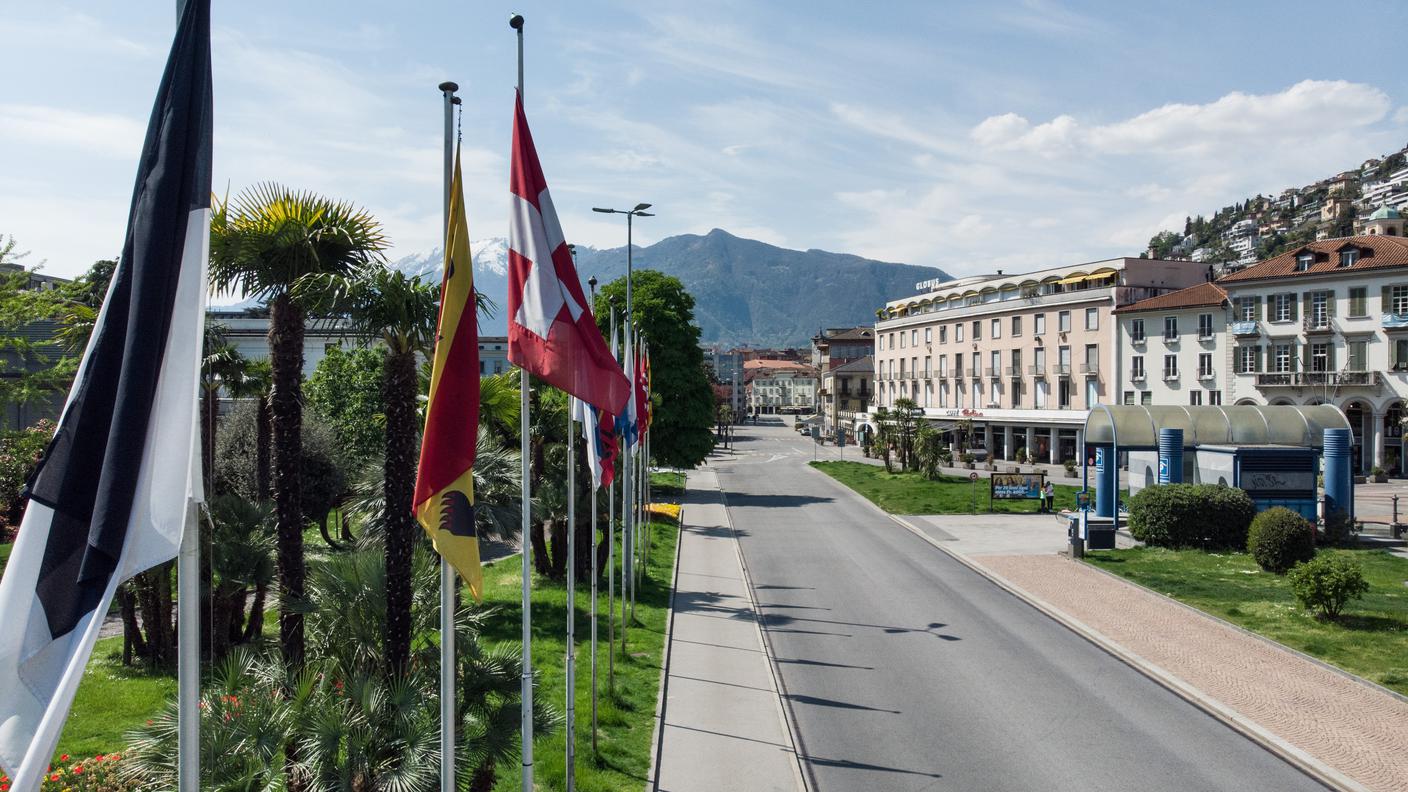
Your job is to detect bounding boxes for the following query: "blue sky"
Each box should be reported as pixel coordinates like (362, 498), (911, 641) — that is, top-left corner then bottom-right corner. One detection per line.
(5, 0), (1408, 283)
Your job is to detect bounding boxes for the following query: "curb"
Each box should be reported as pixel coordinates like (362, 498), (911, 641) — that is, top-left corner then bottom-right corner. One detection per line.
(886, 513), (1363, 792)
(646, 486), (689, 792)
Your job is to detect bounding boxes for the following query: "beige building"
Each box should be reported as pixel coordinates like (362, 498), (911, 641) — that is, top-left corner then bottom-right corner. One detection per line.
(871, 257), (1207, 463)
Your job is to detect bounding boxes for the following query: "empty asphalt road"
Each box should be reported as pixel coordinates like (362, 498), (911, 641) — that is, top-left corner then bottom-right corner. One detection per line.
(706, 419), (1324, 792)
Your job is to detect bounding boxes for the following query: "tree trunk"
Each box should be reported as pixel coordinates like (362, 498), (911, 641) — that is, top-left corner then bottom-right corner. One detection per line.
(269, 293), (306, 670)
(256, 396), (272, 500)
(382, 348), (418, 677)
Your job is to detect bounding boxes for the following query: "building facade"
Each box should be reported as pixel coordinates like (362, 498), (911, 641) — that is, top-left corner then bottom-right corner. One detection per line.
(871, 257), (1207, 463)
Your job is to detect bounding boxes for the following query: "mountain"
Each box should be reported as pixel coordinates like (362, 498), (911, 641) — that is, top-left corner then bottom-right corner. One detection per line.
(392, 229), (949, 347)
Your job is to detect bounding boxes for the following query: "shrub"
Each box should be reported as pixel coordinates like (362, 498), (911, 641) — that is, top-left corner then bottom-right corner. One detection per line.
(1246, 507), (1316, 573)
(1127, 483), (1256, 550)
(1287, 555), (1369, 619)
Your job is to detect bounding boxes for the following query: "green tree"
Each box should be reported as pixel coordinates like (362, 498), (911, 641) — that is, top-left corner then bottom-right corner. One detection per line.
(306, 345), (387, 463)
(592, 270), (714, 468)
(209, 185), (386, 672)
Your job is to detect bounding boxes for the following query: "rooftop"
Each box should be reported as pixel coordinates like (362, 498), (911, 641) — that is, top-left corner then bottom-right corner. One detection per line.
(1114, 281), (1226, 314)
(1217, 235), (1408, 283)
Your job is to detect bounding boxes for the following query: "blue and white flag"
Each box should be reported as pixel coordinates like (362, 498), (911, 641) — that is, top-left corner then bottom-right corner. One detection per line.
(0, 1), (211, 786)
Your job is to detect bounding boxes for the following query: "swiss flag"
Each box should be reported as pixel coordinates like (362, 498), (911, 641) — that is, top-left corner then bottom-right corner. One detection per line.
(507, 92), (630, 414)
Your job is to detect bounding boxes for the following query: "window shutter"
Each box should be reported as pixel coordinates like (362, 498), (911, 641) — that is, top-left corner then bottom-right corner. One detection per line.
(1326, 290), (1336, 316)
(1384, 286), (1393, 313)
(1287, 293), (1298, 321)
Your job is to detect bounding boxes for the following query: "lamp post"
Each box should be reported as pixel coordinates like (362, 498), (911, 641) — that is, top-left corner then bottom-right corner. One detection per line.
(591, 204), (652, 649)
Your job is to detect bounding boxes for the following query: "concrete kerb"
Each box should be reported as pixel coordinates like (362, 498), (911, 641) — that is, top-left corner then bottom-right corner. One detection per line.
(646, 479), (688, 792)
(717, 483), (811, 792)
(796, 463), (1355, 792)
(887, 515), (1359, 792)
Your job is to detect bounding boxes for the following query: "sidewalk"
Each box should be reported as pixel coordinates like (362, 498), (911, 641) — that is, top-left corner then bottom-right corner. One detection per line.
(968, 553), (1408, 792)
(651, 468), (805, 792)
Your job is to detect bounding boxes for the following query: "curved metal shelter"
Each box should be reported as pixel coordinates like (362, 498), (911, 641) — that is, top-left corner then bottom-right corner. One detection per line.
(1083, 404), (1349, 451)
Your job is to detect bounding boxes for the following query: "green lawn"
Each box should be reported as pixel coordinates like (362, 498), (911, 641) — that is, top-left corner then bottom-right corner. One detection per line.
(58, 635), (176, 759)
(810, 460), (1086, 514)
(1085, 547), (1408, 695)
(481, 518), (678, 792)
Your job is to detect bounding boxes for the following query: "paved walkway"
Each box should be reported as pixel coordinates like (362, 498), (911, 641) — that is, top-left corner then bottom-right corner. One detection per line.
(652, 468), (804, 792)
(972, 553), (1408, 792)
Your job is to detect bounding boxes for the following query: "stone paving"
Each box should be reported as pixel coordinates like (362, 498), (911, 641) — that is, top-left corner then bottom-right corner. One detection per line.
(975, 553), (1408, 792)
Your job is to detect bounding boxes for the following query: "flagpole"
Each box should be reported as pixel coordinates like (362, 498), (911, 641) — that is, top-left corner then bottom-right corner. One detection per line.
(436, 78), (459, 792)
(566, 397), (577, 792)
(509, 14), (534, 792)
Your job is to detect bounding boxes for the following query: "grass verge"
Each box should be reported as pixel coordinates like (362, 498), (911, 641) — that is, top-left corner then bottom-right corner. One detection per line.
(481, 518), (679, 792)
(810, 460), (1085, 514)
(1085, 547), (1408, 695)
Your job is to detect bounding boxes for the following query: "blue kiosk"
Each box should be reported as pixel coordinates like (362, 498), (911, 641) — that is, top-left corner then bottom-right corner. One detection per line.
(1080, 405), (1353, 547)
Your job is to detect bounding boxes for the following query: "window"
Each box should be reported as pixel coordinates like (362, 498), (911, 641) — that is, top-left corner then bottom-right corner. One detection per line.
(1130, 318), (1145, 342)
(1295, 252), (1313, 271)
(955, 324), (964, 342)
(1131, 356), (1145, 379)
(1140, 391), (1153, 406)
(1274, 293), (1292, 322)
(972, 320), (982, 341)
(1123, 391), (1135, 405)
(1034, 314), (1047, 335)
(1349, 287), (1367, 317)
(1235, 297), (1255, 322)
(991, 318), (1002, 339)
(1209, 391), (1222, 405)
(939, 325), (948, 344)
(1274, 343), (1292, 373)
(1085, 307), (1099, 331)
(1311, 342), (1329, 372)
(1164, 316), (1178, 340)
(1348, 340), (1367, 371)
(1393, 285), (1408, 315)
(1238, 346), (1258, 373)
(1163, 354), (1178, 379)
(1198, 353), (1213, 378)
(1339, 248), (1359, 267)
(1058, 311), (1071, 332)
(1189, 390), (1203, 406)
(1012, 316), (1022, 336)
(1198, 313), (1213, 338)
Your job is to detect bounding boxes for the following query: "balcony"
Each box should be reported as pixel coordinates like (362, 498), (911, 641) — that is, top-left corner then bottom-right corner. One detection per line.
(1230, 321), (1261, 337)
(1080, 363), (1099, 376)
(1382, 313), (1408, 330)
(1053, 364), (1072, 377)
(1303, 316), (1334, 334)
(1029, 365), (1047, 378)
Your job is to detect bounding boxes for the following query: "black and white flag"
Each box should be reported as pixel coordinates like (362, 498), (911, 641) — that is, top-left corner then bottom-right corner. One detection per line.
(0, 0), (211, 786)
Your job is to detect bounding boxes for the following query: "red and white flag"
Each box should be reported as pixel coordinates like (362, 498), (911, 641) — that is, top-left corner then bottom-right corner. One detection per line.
(507, 91), (629, 414)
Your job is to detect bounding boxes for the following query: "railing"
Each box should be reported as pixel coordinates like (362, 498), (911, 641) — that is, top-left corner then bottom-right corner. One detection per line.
(1230, 321), (1260, 336)
(1080, 363), (1099, 375)
(1255, 371), (1384, 388)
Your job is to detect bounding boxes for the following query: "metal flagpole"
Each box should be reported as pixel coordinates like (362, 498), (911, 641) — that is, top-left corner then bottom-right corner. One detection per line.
(566, 398), (577, 792)
(510, 13), (533, 792)
(437, 78), (459, 792)
(606, 308), (617, 692)
(175, 1), (201, 787)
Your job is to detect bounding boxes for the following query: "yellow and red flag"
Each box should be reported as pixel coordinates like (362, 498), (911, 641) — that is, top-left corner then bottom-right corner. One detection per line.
(414, 146), (483, 599)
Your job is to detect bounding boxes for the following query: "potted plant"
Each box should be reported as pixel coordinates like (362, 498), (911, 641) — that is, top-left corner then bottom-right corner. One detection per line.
(1371, 465), (1388, 483)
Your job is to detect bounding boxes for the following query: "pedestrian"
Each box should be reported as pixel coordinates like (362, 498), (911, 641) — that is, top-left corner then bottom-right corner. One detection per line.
(1044, 480), (1055, 513)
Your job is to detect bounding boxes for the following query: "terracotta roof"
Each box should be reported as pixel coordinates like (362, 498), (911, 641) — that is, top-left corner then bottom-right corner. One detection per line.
(1114, 281), (1227, 314)
(1216, 235), (1408, 283)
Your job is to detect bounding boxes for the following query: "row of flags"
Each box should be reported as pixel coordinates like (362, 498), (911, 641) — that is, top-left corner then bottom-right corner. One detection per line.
(0, 2), (657, 788)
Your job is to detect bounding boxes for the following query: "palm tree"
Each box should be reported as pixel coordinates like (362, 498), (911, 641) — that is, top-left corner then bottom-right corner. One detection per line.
(338, 267), (438, 676)
(209, 184), (386, 671)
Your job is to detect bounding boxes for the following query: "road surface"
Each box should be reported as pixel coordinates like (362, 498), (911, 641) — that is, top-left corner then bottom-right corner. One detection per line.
(707, 418), (1325, 792)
